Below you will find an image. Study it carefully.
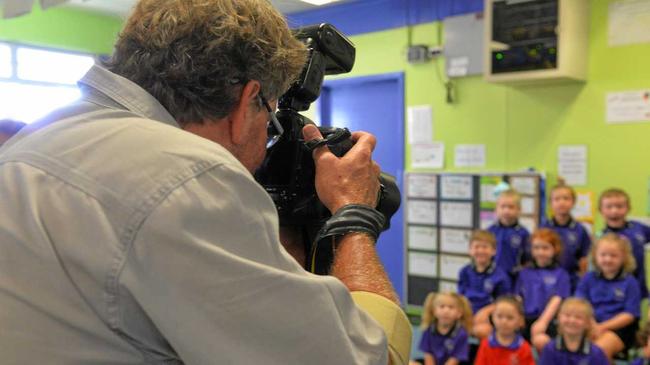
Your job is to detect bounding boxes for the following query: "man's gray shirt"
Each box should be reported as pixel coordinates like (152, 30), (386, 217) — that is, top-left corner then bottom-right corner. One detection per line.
(0, 65), (396, 364)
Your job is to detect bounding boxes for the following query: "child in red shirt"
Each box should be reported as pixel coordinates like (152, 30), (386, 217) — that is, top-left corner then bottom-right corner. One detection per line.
(475, 296), (535, 365)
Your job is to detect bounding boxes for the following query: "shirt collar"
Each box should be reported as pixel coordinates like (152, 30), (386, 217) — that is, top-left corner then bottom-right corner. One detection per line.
(555, 335), (590, 355)
(497, 220), (520, 229)
(488, 333), (523, 350)
(550, 216), (575, 228)
(432, 322), (461, 338)
(605, 221), (631, 232)
(77, 64), (179, 128)
(596, 268), (625, 281)
(472, 259), (497, 274)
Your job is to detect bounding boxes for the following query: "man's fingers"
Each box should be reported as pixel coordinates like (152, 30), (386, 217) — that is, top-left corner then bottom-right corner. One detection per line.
(302, 124), (331, 160)
(350, 131), (377, 153)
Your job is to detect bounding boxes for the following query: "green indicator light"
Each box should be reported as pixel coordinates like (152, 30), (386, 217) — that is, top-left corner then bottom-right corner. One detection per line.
(496, 53), (504, 60)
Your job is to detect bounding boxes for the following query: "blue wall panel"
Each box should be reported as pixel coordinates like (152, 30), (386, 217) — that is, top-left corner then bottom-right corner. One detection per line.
(286, 0), (483, 35)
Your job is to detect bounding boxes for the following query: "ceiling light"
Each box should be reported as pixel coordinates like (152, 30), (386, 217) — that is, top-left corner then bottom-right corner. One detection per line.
(300, 0), (340, 6)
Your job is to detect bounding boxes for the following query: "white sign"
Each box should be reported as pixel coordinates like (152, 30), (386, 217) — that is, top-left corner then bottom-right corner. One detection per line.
(408, 226), (437, 251)
(439, 280), (458, 293)
(609, 0), (650, 47)
(558, 145), (588, 186)
(412, 142), (445, 169)
(448, 56), (469, 77)
(509, 176), (537, 195)
(440, 175), (474, 200)
(440, 202), (473, 228)
(407, 105), (433, 143)
(521, 197), (536, 215)
(606, 90), (650, 123)
(440, 229), (472, 254)
(520, 216), (537, 233)
(408, 252), (438, 278)
(407, 174), (437, 198)
(408, 200), (437, 225)
(440, 255), (470, 280)
(454, 144), (486, 168)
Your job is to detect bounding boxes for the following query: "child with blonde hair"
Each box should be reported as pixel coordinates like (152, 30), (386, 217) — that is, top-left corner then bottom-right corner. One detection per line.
(488, 189), (530, 279)
(599, 188), (650, 298)
(418, 292), (472, 365)
(575, 233), (641, 358)
(474, 295), (534, 365)
(541, 181), (592, 292)
(538, 297), (608, 364)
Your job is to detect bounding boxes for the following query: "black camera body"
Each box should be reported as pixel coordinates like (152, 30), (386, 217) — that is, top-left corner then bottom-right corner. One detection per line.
(254, 24), (400, 273)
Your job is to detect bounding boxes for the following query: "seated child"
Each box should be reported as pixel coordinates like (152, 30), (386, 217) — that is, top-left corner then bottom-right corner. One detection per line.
(538, 297), (609, 365)
(575, 233), (641, 359)
(458, 229), (511, 338)
(488, 189), (530, 280)
(474, 295), (535, 365)
(418, 292), (472, 365)
(515, 228), (570, 346)
(630, 321), (650, 365)
(540, 181), (591, 292)
(599, 188), (650, 298)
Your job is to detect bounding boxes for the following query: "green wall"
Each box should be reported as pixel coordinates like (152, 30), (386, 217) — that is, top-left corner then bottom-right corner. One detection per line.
(338, 0), (650, 229)
(0, 3), (122, 54)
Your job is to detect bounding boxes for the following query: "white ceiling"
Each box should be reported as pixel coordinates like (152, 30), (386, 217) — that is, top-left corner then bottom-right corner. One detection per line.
(59, 0), (349, 18)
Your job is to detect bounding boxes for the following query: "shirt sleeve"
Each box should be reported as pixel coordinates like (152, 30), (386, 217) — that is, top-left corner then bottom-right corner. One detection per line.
(578, 224), (592, 258)
(537, 343), (554, 365)
(514, 271), (524, 298)
(519, 341), (536, 365)
(418, 327), (432, 354)
(118, 164), (402, 365)
(624, 277), (642, 318)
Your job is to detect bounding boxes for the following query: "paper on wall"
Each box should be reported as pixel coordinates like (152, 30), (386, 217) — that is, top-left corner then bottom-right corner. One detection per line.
(440, 201), (473, 228)
(454, 144), (486, 168)
(519, 216), (537, 233)
(408, 200), (437, 225)
(439, 280), (458, 292)
(448, 56), (469, 77)
(480, 211), (497, 229)
(440, 254), (470, 280)
(408, 252), (438, 278)
(408, 226), (437, 251)
(572, 191), (594, 221)
(480, 176), (502, 209)
(440, 228), (472, 254)
(440, 175), (473, 200)
(412, 142), (445, 169)
(521, 197), (536, 215)
(407, 174), (437, 198)
(558, 145), (588, 186)
(606, 90), (650, 123)
(510, 176), (537, 195)
(609, 0), (650, 47)
(407, 105), (433, 143)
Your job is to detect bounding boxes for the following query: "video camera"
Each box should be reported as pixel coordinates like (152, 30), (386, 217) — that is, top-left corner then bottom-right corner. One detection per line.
(254, 24), (401, 274)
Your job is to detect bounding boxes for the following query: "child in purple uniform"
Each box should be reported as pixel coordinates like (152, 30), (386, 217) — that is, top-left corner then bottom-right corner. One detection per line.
(599, 188), (650, 298)
(419, 292), (472, 365)
(575, 233), (641, 360)
(540, 182), (591, 292)
(538, 297), (608, 365)
(458, 229), (511, 339)
(488, 189), (530, 280)
(515, 229), (570, 348)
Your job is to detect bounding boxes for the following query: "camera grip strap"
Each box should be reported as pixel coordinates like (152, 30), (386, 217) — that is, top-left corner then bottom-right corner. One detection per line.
(308, 204), (386, 274)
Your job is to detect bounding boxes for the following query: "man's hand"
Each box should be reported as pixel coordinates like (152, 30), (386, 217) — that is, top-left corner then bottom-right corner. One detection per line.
(302, 124), (381, 214)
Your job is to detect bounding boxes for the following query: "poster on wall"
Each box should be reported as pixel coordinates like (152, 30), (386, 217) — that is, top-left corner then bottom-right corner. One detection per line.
(558, 145), (588, 186)
(412, 142), (445, 169)
(609, 0), (650, 47)
(454, 144), (486, 168)
(407, 105), (433, 143)
(606, 90), (650, 123)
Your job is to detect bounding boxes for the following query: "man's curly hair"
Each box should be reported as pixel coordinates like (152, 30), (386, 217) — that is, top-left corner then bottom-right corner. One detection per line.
(106, 0), (307, 126)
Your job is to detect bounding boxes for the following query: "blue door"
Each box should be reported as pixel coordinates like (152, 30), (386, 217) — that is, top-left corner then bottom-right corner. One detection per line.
(319, 73), (405, 300)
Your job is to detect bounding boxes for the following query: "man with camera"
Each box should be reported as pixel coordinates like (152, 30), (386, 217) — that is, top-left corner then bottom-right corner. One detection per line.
(0, 0), (410, 364)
